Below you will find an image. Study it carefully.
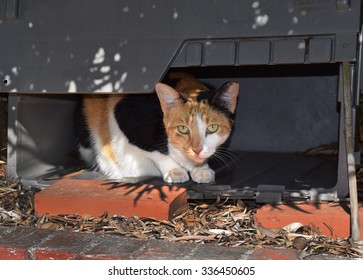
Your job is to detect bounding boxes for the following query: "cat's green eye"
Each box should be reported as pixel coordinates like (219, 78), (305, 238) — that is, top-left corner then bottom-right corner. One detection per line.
(177, 125), (190, 134)
(207, 124), (219, 134)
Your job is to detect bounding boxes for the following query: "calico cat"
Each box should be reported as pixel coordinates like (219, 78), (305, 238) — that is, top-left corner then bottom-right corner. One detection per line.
(74, 73), (239, 184)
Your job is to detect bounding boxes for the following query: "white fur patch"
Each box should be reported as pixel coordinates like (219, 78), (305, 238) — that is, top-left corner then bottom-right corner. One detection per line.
(78, 145), (94, 167)
(195, 114), (227, 160)
(168, 142), (196, 171)
(196, 114), (206, 143)
(87, 105), (165, 179)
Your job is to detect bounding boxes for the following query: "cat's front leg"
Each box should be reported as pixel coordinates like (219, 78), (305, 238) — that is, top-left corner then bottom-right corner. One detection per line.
(191, 164), (215, 184)
(149, 151), (189, 183)
(163, 168), (189, 183)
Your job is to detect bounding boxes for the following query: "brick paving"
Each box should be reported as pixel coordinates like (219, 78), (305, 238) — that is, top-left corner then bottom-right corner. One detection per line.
(0, 226), (359, 260)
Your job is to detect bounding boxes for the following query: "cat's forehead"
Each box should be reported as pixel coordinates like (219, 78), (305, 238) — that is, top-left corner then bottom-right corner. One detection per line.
(172, 99), (218, 122)
(179, 88), (211, 100)
(184, 97), (208, 111)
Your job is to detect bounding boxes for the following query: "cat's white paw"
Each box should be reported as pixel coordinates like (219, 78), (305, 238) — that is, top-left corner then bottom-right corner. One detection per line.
(163, 168), (189, 183)
(191, 167), (215, 183)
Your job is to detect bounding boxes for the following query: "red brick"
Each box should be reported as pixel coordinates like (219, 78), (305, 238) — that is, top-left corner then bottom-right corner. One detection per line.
(0, 227), (54, 260)
(248, 248), (301, 260)
(34, 179), (187, 220)
(254, 202), (363, 239)
(0, 246), (27, 260)
(33, 231), (96, 260)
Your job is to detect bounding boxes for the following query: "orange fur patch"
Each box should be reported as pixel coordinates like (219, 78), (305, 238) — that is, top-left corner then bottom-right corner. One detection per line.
(82, 94), (123, 162)
(168, 72), (208, 98)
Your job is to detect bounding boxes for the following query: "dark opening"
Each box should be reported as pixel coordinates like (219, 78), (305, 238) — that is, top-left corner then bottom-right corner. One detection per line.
(166, 64), (340, 199)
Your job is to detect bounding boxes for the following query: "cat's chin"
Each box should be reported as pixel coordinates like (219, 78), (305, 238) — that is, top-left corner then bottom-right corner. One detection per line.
(190, 156), (208, 164)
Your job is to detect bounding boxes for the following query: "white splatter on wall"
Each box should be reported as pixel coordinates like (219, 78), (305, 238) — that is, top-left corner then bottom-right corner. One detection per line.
(93, 48), (105, 64)
(67, 80), (77, 93)
(114, 53), (121, 62)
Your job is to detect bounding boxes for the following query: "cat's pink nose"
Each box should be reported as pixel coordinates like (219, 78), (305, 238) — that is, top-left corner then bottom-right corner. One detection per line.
(192, 147), (203, 155)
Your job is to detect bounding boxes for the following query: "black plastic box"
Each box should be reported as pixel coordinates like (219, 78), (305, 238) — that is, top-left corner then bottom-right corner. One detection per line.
(1, 0), (362, 202)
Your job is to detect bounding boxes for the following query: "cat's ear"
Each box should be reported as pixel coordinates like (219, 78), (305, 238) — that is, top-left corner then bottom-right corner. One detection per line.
(155, 83), (183, 115)
(212, 82), (239, 114)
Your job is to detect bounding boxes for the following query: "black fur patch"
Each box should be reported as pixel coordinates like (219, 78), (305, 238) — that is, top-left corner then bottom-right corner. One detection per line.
(196, 88), (235, 124)
(114, 94), (168, 153)
(74, 99), (92, 149)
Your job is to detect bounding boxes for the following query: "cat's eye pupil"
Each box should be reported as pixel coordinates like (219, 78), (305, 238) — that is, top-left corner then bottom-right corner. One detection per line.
(207, 124), (219, 134)
(177, 125), (190, 134)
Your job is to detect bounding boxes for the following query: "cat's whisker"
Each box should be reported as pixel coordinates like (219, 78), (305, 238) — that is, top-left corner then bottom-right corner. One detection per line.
(210, 148), (239, 169)
(216, 148), (239, 161)
(210, 153), (234, 169)
(212, 156), (235, 170)
(210, 154), (228, 166)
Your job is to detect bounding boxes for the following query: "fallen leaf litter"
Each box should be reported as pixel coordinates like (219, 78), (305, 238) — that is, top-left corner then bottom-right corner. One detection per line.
(0, 174), (362, 259)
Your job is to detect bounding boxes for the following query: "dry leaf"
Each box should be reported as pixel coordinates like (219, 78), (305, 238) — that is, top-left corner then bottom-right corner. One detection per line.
(283, 222), (304, 233)
(173, 204), (190, 218)
(171, 235), (215, 241)
(292, 236), (308, 250)
(257, 225), (280, 238)
(41, 222), (61, 230)
(132, 232), (147, 239)
(236, 199), (247, 210)
(208, 229), (234, 236)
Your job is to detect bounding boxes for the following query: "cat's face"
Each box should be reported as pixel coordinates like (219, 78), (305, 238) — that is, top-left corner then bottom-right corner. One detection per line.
(155, 82), (239, 164)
